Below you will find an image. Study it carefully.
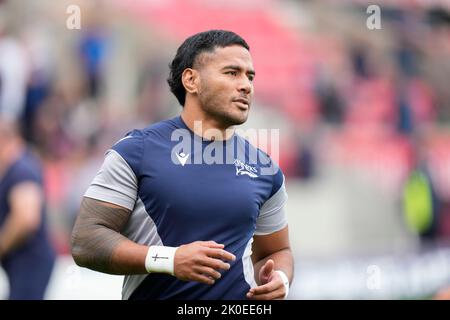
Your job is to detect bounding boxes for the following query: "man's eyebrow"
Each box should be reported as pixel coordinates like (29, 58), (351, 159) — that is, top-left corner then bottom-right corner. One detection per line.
(221, 65), (256, 75)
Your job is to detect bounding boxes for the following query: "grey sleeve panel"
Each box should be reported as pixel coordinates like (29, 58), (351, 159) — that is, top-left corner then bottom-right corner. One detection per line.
(255, 177), (288, 235)
(84, 150), (138, 211)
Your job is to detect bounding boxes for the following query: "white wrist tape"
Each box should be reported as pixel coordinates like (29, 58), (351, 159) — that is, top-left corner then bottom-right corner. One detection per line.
(275, 270), (290, 299)
(145, 246), (178, 275)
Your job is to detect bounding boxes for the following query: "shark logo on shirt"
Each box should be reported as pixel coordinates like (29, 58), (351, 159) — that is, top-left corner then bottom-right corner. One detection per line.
(234, 159), (258, 178)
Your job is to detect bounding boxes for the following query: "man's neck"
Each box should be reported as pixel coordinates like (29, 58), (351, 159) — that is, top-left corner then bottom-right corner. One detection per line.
(180, 105), (234, 141)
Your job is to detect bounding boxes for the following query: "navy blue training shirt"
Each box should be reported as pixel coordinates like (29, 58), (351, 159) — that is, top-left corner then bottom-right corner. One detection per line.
(85, 116), (288, 300)
(0, 150), (55, 279)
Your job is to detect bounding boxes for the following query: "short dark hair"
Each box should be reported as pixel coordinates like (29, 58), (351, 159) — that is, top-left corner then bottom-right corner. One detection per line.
(167, 30), (250, 106)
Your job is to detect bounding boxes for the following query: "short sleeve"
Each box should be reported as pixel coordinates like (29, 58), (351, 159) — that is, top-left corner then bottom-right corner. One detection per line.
(255, 171), (288, 235)
(10, 162), (41, 187)
(84, 132), (143, 210)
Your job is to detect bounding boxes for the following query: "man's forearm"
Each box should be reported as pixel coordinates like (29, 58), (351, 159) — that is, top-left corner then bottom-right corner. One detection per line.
(253, 248), (294, 285)
(0, 215), (35, 259)
(71, 197), (148, 275)
(0, 183), (43, 259)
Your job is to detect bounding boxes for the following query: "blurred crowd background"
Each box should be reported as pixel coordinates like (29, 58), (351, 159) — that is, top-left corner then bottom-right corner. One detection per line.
(1, 0), (450, 299)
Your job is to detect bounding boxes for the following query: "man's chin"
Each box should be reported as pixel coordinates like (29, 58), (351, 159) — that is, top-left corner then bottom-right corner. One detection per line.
(227, 114), (248, 126)
(207, 110), (248, 127)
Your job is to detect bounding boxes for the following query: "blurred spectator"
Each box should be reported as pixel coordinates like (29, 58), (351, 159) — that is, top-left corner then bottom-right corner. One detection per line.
(403, 168), (438, 240)
(136, 58), (169, 124)
(295, 143), (315, 180)
(33, 92), (76, 161)
(349, 43), (372, 79)
(402, 136), (440, 242)
(395, 77), (435, 135)
(0, 118), (55, 299)
(79, 27), (109, 100)
(396, 82), (414, 135)
(21, 26), (54, 144)
(396, 38), (419, 78)
(0, 25), (29, 121)
(314, 67), (345, 125)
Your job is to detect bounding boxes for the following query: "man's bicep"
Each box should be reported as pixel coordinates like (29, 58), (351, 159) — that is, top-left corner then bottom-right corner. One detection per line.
(252, 226), (290, 263)
(71, 142), (140, 271)
(75, 197), (132, 232)
(71, 197), (132, 271)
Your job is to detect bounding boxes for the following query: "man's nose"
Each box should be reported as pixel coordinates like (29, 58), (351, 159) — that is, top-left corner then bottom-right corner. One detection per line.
(238, 77), (252, 95)
(238, 80), (253, 95)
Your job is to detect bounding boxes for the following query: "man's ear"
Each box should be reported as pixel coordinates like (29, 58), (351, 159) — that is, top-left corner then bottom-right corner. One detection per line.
(182, 68), (199, 94)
